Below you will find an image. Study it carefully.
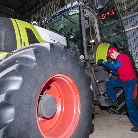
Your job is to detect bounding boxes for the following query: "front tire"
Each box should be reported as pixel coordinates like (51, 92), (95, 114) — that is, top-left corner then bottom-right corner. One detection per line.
(0, 43), (93, 138)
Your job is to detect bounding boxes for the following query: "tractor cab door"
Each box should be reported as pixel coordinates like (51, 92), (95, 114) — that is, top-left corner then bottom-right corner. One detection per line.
(97, 0), (128, 52)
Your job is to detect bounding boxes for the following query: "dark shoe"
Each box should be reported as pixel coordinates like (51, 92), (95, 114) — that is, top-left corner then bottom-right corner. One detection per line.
(105, 99), (118, 107)
(112, 99), (118, 107)
(131, 126), (138, 132)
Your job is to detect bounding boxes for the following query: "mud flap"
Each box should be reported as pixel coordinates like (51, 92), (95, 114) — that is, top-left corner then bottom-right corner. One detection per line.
(133, 84), (138, 109)
(133, 97), (138, 109)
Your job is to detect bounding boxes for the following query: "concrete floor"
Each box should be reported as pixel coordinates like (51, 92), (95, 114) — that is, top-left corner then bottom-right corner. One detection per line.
(89, 106), (138, 138)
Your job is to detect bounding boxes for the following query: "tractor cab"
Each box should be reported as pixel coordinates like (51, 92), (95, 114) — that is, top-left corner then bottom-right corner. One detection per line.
(45, 0), (127, 61)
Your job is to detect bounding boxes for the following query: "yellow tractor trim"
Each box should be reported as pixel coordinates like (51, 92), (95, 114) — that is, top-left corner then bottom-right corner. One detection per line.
(11, 18), (45, 49)
(15, 19), (45, 45)
(0, 52), (9, 60)
(11, 18), (21, 49)
(96, 42), (110, 63)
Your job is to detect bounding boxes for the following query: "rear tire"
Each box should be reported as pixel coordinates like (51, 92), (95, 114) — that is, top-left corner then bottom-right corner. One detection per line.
(0, 43), (94, 138)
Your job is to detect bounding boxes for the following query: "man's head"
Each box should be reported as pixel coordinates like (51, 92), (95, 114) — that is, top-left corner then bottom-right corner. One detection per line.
(106, 47), (119, 59)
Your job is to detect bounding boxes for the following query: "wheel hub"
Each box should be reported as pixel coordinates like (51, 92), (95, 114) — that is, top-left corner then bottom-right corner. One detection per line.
(38, 94), (57, 118)
(37, 74), (80, 138)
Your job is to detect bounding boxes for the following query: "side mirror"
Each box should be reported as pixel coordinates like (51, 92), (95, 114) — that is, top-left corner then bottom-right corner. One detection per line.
(95, 0), (105, 9)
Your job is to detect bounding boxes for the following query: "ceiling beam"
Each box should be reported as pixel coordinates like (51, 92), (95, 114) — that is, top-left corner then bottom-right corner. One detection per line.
(4, 0), (23, 18)
(24, 0), (51, 19)
(60, 0), (65, 8)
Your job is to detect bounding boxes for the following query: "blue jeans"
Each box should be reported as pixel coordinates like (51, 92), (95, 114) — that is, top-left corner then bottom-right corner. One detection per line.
(106, 78), (138, 126)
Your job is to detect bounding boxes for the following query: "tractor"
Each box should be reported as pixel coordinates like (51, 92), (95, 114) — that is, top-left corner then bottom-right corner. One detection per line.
(0, 0), (137, 137)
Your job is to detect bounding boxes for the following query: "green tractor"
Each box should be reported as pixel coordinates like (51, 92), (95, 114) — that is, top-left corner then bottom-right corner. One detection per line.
(0, 0), (137, 137)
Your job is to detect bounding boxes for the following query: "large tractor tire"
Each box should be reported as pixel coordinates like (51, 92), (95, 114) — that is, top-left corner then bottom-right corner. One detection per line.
(0, 43), (94, 138)
(0, 17), (16, 52)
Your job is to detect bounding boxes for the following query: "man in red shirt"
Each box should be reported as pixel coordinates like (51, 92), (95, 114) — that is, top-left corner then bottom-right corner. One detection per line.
(98, 47), (138, 132)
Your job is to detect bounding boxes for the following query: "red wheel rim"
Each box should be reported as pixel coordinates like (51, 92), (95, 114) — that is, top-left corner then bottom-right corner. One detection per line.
(36, 74), (80, 138)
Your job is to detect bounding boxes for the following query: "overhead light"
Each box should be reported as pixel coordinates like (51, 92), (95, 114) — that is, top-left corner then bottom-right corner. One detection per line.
(70, 35), (74, 38)
(31, 21), (38, 26)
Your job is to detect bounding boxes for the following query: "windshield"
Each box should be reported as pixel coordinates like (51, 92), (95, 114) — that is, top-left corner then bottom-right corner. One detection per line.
(45, 6), (83, 58)
(98, 0), (128, 49)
